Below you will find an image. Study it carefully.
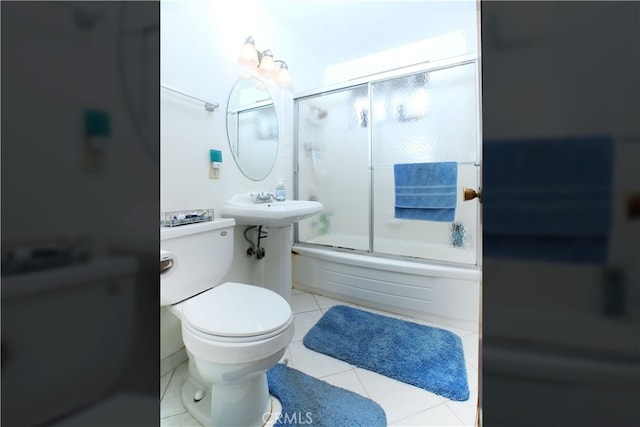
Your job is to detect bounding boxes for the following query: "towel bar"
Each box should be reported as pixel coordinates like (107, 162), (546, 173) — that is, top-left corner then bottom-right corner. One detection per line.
(160, 84), (219, 112)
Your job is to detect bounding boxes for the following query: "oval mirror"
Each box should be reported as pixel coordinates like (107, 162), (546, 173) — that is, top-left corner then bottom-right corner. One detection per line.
(226, 77), (278, 181)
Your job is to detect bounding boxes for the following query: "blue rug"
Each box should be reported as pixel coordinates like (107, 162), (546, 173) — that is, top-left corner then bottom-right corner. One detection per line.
(266, 364), (386, 427)
(303, 305), (470, 401)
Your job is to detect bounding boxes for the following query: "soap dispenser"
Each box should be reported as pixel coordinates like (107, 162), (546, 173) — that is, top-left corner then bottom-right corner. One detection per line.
(275, 178), (286, 202)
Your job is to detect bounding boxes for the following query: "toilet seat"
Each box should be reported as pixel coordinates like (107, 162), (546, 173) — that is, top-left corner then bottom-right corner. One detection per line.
(181, 282), (293, 343)
(182, 316), (292, 343)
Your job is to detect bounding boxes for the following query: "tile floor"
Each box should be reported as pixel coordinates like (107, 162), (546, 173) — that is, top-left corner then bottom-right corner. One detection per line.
(161, 289), (479, 426)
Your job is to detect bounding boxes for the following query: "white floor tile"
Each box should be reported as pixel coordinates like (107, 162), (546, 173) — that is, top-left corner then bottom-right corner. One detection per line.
(446, 388), (479, 426)
(354, 368), (444, 424)
(160, 411), (202, 426)
(161, 347), (188, 378)
(291, 293), (320, 313)
(465, 362), (479, 392)
(160, 371), (172, 399)
(291, 310), (323, 342)
(160, 290), (481, 427)
(320, 369), (369, 398)
(279, 347), (292, 365)
(291, 287), (306, 295)
(312, 294), (351, 310)
(288, 341), (352, 378)
(160, 362), (188, 419)
(263, 396), (283, 427)
(391, 402), (466, 426)
(461, 334), (479, 369)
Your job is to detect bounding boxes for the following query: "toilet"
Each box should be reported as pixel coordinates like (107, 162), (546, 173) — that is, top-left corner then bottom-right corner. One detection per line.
(160, 218), (294, 427)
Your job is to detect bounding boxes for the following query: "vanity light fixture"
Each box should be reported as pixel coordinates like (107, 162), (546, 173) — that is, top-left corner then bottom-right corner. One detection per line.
(239, 36), (259, 67)
(239, 36), (291, 87)
(274, 60), (291, 86)
(258, 49), (275, 73)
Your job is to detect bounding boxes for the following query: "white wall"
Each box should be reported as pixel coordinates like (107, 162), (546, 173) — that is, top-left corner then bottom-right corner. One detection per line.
(160, 1), (295, 212)
(160, 1), (301, 359)
(261, 0), (479, 92)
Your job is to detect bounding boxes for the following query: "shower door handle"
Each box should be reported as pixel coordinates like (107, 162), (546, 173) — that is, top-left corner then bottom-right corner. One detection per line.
(463, 187), (482, 203)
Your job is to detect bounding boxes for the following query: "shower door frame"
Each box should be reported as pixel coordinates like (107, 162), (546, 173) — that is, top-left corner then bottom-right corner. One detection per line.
(293, 52), (482, 268)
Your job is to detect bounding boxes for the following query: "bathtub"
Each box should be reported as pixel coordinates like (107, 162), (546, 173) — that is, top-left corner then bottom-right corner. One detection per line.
(291, 243), (480, 332)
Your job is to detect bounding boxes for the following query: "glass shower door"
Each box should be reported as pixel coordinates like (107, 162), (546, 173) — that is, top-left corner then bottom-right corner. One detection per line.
(371, 63), (480, 264)
(296, 61), (481, 266)
(296, 85), (370, 251)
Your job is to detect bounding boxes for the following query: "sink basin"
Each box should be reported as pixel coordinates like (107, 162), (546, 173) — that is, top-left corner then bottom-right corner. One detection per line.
(221, 192), (324, 227)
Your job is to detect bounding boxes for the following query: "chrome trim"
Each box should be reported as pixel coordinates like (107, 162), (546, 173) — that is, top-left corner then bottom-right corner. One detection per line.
(160, 258), (173, 274)
(293, 95), (300, 243)
(474, 31), (483, 269)
(161, 83), (219, 111)
(293, 53), (478, 100)
(367, 81), (374, 254)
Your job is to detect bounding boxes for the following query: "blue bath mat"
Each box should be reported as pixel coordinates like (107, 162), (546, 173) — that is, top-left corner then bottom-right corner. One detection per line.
(303, 305), (470, 401)
(266, 364), (386, 427)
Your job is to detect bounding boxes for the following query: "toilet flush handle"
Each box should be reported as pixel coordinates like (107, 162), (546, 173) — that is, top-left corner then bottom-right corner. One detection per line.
(160, 258), (173, 273)
(160, 250), (176, 274)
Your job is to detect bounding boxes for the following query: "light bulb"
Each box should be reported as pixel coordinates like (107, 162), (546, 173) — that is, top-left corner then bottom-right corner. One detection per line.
(239, 36), (259, 67)
(277, 62), (291, 86)
(258, 49), (275, 73)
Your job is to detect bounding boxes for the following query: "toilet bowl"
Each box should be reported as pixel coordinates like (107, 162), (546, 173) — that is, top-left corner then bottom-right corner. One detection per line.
(173, 282), (293, 426)
(161, 219), (294, 426)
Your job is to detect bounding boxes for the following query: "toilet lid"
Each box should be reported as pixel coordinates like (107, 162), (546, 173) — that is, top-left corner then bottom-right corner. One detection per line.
(182, 282), (292, 338)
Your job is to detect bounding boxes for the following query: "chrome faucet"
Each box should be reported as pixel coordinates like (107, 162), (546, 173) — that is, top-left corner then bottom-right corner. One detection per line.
(254, 192), (275, 204)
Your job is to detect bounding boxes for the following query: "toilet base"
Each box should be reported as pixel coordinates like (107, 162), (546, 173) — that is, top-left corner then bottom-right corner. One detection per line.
(181, 371), (281, 427)
(181, 373), (210, 426)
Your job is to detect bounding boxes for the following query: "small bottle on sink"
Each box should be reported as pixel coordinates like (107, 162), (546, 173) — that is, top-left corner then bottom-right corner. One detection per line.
(275, 178), (286, 202)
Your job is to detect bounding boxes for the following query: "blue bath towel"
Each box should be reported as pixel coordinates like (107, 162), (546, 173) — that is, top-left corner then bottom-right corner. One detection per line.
(394, 162), (457, 222)
(483, 136), (613, 263)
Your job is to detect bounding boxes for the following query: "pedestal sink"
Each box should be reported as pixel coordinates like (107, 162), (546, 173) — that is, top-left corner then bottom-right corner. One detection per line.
(221, 193), (323, 302)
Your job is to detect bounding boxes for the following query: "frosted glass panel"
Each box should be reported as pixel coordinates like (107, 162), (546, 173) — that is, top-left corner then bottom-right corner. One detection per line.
(295, 62), (480, 265)
(297, 86), (370, 251)
(372, 164), (477, 264)
(371, 63), (477, 166)
(371, 63), (479, 264)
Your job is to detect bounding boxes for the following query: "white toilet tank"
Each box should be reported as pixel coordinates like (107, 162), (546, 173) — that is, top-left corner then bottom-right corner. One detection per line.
(160, 218), (235, 306)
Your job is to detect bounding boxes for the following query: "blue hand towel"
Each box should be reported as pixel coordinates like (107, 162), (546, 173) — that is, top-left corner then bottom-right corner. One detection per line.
(394, 162), (457, 222)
